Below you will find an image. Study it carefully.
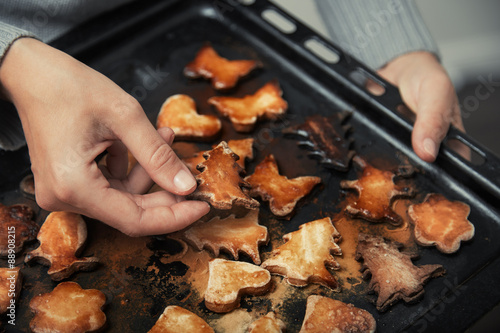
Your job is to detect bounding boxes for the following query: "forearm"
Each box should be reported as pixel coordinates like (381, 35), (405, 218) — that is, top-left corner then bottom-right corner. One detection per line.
(316, 0), (439, 70)
(0, 22), (38, 151)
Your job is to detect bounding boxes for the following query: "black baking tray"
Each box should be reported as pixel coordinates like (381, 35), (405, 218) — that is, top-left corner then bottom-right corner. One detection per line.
(2, 0), (500, 332)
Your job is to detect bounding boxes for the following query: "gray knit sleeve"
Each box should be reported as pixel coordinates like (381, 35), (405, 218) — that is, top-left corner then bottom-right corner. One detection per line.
(315, 0), (439, 70)
(0, 22), (37, 151)
(0, 21), (37, 64)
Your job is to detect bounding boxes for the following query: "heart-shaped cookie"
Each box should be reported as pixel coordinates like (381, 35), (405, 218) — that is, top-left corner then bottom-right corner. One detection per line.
(205, 258), (271, 313)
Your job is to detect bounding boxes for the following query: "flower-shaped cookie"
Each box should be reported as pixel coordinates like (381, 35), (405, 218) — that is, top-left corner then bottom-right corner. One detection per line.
(408, 193), (474, 253)
(29, 281), (106, 333)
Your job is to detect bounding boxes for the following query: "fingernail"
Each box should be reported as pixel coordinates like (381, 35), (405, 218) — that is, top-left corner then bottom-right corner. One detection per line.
(173, 169), (196, 192)
(423, 138), (438, 158)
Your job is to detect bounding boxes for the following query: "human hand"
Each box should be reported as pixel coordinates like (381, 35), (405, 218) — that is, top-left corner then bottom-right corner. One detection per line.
(0, 38), (210, 236)
(369, 51), (469, 162)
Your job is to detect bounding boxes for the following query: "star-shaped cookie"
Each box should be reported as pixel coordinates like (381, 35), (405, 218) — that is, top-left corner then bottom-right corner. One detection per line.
(208, 80), (288, 132)
(245, 154), (321, 217)
(340, 161), (413, 225)
(184, 43), (260, 90)
(156, 94), (221, 141)
(261, 217), (342, 290)
(356, 233), (445, 312)
(408, 193), (474, 254)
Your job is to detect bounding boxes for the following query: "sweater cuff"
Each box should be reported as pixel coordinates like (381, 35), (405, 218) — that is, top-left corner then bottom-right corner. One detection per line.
(0, 22), (37, 65)
(315, 0), (440, 70)
(0, 23), (35, 150)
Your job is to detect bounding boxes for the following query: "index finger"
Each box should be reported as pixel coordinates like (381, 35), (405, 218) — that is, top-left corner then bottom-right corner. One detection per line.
(72, 161), (209, 236)
(107, 97), (196, 195)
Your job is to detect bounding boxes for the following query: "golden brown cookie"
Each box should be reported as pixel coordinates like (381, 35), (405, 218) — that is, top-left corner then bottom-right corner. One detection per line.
(248, 312), (286, 333)
(156, 94), (221, 141)
(0, 267), (21, 314)
(205, 258), (272, 313)
(299, 295), (376, 333)
(408, 193), (474, 254)
(149, 305), (214, 333)
(356, 233), (445, 312)
(0, 203), (38, 256)
(184, 43), (260, 90)
(29, 281), (106, 333)
(184, 138), (254, 175)
(340, 161), (413, 225)
(178, 210), (268, 264)
(245, 154), (321, 217)
(188, 141), (259, 215)
(25, 212), (99, 281)
(208, 80), (288, 132)
(261, 217), (342, 290)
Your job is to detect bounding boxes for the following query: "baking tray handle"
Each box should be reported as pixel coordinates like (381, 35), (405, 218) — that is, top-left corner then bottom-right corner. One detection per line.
(235, 0), (500, 202)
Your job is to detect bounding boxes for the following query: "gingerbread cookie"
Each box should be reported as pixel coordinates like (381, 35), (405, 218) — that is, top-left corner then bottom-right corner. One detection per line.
(205, 258), (272, 313)
(0, 203), (38, 256)
(184, 43), (260, 90)
(284, 112), (354, 172)
(149, 305), (214, 333)
(248, 312), (286, 333)
(245, 154), (321, 217)
(29, 281), (106, 333)
(208, 80), (288, 132)
(188, 142), (259, 215)
(261, 217), (342, 290)
(299, 295), (376, 333)
(184, 138), (254, 175)
(25, 212), (99, 281)
(156, 94), (221, 141)
(356, 233), (445, 312)
(178, 210), (268, 264)
(409, 193), (474, 254)
(340, 160), (413, 225)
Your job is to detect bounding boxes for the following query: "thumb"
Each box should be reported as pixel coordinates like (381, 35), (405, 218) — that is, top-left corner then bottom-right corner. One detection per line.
(409, 76), (456, 163)
(109, 97), (197, 195)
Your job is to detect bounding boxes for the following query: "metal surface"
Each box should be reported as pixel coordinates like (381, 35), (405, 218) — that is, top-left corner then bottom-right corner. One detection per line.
(1, 0), (500, 332)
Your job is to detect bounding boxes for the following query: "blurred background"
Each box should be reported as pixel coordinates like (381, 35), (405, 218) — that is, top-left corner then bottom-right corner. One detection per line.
(271, 0), (500, 161)
(270, 0), (500, 332)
